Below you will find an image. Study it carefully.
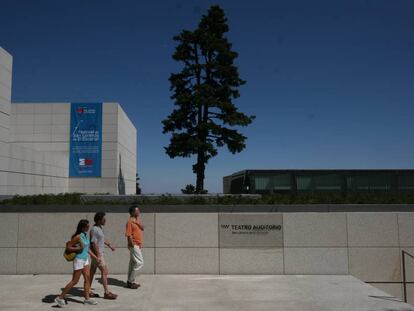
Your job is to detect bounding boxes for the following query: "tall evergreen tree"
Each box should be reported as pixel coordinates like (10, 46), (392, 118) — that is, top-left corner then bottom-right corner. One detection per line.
(162, 5), (255, 193)
(135, 173), (141, 195)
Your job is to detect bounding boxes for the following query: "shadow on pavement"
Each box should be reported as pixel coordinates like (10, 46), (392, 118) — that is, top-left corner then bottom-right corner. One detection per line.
(42, 287), (85, 305)
(42, 294), (56, 303)
(97, 277), (127, 288)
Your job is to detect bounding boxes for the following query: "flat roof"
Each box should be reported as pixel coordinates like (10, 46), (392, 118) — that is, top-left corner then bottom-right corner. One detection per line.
(226, 169), (414, 177)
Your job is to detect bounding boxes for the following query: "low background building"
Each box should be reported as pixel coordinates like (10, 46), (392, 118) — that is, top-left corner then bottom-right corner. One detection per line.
(0, 47), (137, 195)
(224, 169), (414, 195)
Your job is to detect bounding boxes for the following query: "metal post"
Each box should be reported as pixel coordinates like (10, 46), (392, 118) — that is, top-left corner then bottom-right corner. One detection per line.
(403, 251), (407, 303)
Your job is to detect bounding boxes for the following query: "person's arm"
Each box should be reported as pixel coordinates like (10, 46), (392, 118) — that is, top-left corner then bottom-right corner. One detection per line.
(126, 220), (134, 248)
(90, 228), (101, 258)
(91, 241), (101, 257)
(105, 240), (115, 251)
(88, 248), (100, 261)
(137, 217), (144, 231)
(66, 235), (83, 253)
(127, 235), (134, 248)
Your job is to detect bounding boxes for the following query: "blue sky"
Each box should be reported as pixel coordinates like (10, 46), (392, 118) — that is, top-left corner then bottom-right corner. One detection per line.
(1, 0), (414, 193)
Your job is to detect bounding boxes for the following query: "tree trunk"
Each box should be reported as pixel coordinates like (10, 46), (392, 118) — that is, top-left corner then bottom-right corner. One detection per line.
(195, 151), (205, 193)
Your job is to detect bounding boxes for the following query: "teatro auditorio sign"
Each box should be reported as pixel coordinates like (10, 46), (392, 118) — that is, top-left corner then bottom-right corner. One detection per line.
(219, 214), (283, 248)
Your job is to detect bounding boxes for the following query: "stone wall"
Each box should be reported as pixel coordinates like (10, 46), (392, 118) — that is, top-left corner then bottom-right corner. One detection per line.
(1, 210), (414, 299)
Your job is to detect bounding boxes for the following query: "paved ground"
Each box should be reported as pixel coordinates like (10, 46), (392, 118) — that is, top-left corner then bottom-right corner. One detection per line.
(0, 274), (413, 311)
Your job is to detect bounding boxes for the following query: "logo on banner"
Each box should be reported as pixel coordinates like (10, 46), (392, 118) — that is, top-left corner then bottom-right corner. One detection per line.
(79, 158), (93, 166)
(76, 106), (96, 114)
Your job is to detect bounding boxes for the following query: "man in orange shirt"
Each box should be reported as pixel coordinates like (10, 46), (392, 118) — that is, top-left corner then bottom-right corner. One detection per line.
(125, 205), (144, 289)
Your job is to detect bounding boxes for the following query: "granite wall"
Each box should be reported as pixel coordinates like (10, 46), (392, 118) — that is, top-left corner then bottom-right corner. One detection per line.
(1, 211), (414, 301)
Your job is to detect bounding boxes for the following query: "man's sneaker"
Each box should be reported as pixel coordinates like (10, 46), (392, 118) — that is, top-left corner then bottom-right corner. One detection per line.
(54, 297), (66, 308)
(84, 298), (98, 305)
(126, 281), (140, 289)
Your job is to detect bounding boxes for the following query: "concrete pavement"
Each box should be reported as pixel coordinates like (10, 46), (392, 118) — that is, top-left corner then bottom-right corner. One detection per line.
(0, 274), (413, 311)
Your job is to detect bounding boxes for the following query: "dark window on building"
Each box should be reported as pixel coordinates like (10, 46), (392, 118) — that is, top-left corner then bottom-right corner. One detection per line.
(296, 176), (313, 191)
(313, 174), (342, 191)
(251, 174), (291, 192)
(347, 173), (392, 191)
(398, 175), (414, 191)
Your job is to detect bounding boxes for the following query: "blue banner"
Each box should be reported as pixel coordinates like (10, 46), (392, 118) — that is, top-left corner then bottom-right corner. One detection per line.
(69, 103), (102, 177)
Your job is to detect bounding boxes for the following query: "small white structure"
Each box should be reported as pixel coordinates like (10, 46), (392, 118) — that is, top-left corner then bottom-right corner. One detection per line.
(0, 47), (137, 195)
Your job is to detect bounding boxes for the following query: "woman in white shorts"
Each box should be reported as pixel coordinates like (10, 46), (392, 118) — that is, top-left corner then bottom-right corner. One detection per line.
(55, 219), (100, 307)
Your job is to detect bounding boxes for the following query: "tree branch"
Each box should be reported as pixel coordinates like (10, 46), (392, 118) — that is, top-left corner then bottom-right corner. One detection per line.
(208, 112), (224, 118)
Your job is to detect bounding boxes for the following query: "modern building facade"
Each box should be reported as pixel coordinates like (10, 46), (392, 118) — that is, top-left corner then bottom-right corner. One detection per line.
(223, 169), (414, 195)
(0, 47), (137, 195)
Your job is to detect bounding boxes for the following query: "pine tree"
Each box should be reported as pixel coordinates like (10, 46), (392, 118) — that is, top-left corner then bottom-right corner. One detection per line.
(135, 173), (141, 195)
(162, 5), (255, 193)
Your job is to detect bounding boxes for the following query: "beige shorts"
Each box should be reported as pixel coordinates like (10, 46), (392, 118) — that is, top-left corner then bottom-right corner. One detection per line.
(91, 254), (106, 268)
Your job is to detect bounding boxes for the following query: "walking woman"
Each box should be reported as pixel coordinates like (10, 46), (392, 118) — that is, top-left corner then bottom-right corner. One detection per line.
(55, 219), (100, 307)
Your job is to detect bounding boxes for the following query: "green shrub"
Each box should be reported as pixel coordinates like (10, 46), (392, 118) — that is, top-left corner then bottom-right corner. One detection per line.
(2, 191), (414, 205)
(0, 193), (83, 205)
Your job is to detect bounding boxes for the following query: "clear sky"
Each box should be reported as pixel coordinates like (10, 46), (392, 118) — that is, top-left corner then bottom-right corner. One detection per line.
(1, 0), (414, 193)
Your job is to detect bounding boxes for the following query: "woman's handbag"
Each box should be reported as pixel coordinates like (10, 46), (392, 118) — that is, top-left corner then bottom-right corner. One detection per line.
(63, 241), (83, 262)
(63, 241), (76, 261)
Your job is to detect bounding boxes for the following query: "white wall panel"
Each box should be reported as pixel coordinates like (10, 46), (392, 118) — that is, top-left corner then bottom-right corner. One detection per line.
(0, 112), (10, 129)
(102, 131), (117, 141)
(0, 47), (13, 69)
(0, 83), (11, 100)
(33, 103), (53, 114)
(51, 114), (69, 125)
(15, 104), (34, 114)
(51, 103), (70, 114)
(0, 141), (9, 157)
(0, 171), (7, 185)
(0, 67), (12, 88)
(15, 114), (34, 125)
(103, 102), (118, 114)
(0, 127), (9, 142)
(34, 114), (52, 125)
(103, 113), (117, 125)
(0, 97), (10, 115)
(52, 143), (69, 151)
(14, 125), (33, 134)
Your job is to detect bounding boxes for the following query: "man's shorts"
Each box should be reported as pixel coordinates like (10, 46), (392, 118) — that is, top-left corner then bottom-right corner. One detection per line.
(73, 257), (90, 271)
(91, 254), (106, 268)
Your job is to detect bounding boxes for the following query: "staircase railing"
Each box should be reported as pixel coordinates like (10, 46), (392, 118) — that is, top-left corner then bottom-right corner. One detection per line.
(402, 250), (414, 303)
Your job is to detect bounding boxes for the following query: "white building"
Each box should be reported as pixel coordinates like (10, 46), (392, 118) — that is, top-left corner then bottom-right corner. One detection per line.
(0, 47), (137, 195)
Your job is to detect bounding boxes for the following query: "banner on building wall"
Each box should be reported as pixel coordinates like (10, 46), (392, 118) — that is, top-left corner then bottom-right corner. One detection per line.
(69, 103), (102, 177)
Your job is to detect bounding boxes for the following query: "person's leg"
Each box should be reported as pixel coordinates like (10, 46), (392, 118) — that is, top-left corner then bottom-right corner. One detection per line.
(82, 265), (91, 299)
(101, 262), (117, 299)
(135, 246), (144, 275)
(128, 246), (144, 284)
(127, 247), (135, 284)
(58, 269), (82, 299)
(89, 262), (98, 293)
(95, 263), (107, 293)
(82, 265), (98, 305)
